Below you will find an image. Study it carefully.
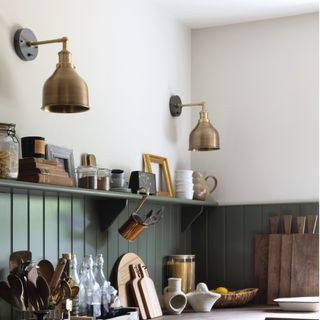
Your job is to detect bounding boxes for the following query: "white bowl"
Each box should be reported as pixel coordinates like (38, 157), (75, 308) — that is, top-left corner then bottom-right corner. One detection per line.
(175, 192), (194, 199)
(274, 297), (319, 312)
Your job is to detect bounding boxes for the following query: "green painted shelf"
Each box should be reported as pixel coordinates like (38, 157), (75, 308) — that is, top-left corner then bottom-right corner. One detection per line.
(0, 179), (218, 231)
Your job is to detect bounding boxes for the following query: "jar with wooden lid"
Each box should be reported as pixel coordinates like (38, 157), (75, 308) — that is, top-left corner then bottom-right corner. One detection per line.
(166, 255), (195, 293)
(0, 123), (19, 179)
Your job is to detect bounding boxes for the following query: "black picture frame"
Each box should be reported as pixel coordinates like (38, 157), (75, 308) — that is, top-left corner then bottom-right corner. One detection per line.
(45, 144), (75, 180)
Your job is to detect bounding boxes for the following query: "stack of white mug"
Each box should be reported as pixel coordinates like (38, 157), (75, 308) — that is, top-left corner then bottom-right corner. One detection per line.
(175, 170), (194, 199)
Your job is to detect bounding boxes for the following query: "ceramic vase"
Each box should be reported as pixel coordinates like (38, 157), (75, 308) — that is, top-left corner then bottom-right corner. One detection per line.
(163, 278), (187, 315)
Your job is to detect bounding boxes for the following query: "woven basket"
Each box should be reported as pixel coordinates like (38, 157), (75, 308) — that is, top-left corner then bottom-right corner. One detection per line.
(214, 288), (259, 308)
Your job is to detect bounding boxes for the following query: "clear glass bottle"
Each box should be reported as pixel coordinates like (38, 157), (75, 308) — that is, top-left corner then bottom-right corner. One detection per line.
(0, 123), (19, 179)
(81, 255), (101, 317)
(94, 254), (108, 317)
(70, 254), (80, 316)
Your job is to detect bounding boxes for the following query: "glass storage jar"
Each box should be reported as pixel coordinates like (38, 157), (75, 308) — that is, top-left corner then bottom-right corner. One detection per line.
(97, 168), (111, 191)
(0, 123), (19, 179)
(166, 255), (195, 293)
(77, 166), (98, 190)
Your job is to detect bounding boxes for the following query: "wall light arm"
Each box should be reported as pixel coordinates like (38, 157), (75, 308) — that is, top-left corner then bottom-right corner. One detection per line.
(169, 95), (207, 117)
(28, 37), (69, 50)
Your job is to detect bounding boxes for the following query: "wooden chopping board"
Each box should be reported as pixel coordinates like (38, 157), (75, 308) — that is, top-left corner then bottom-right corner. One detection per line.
(138, 264), (162, 318)
(254, 234), (269, 303)
(279, 215), (293, 298)
(129, 264), (147, 320)
(115, 252), (145, 307)
(290, 233), (319, 297)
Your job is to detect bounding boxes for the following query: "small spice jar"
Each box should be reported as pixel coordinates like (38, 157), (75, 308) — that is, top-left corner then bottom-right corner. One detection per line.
(77, 166), (98, 189)
(0, 123), (19, 179)
(97, 168), (111, 191)
(166, 255), (195, 293)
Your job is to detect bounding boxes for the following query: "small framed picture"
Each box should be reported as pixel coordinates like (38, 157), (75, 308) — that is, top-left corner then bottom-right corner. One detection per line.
(143, 153), (174, 197)
(46, 144), (75, 180)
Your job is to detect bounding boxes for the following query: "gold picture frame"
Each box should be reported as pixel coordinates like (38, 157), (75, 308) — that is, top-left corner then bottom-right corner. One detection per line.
(143, 153), (174, 197)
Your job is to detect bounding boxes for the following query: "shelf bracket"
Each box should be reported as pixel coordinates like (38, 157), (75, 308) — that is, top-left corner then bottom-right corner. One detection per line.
(181, 205), (204, 232)
(93, 198), (128, 231)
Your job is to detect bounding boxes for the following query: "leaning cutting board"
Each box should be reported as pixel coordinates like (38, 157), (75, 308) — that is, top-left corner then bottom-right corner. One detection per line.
(290, 216), (319, 297)
(267, 216), (281, 305)
(129, 264), (147, 320)
(115, 253), (145, 307)
(278, 215), (293, 298)
(138, 264), (162, 318)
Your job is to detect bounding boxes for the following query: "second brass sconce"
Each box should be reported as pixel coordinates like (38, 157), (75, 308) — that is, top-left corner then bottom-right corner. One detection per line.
(170, 95), (220, 151)
(14, 28), (89, 113)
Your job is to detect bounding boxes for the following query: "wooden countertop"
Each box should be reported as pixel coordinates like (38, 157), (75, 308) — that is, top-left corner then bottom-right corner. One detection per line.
(157, 305), (319, 320)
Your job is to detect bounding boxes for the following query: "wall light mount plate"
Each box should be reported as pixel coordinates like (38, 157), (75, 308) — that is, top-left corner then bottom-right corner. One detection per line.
(169, 95), (183, 117)
(14, 28), (38, 61)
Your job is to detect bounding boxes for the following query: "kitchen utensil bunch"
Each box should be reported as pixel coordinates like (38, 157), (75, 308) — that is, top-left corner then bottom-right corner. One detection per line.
(255, 214), (319, 305)
(0, 251), (121, 319)
(0, 250), (77, 318)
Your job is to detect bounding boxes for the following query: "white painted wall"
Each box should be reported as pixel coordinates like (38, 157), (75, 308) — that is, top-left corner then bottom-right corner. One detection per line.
(0, 0), (191, 180)
(191, 14), (319, 205)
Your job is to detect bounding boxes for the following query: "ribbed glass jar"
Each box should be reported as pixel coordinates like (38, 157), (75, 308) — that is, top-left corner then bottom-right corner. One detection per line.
(0, 123), (19, 179)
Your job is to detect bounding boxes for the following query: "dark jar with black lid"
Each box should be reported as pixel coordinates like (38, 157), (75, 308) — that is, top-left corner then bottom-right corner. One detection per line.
(21, 136), (45, 158)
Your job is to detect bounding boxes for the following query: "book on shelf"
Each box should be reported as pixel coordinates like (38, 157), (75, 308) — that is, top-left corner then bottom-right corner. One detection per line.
(18, 174), (75, 187)
(18, 167), (69, 178)
(19, 158), (64, 168)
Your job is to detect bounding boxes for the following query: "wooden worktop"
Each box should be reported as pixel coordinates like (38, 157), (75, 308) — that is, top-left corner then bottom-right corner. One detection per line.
(158, 305), (319, 320)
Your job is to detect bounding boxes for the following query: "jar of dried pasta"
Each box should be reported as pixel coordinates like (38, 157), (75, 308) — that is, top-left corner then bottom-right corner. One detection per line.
(166, 254), (195, 293)
(0, 123), (19, 179)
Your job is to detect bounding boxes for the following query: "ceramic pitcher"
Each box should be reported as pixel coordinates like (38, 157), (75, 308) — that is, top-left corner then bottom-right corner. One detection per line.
(193, 171), (218, 201)
(163, 278), (187, 315)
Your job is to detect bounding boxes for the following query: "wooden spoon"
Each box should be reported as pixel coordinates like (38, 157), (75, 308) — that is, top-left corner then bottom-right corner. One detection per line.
(27, 279), (40, 310)
(0, 281), (21, 309)
(37, 260), (54, 284)
(36, 275), (51, 310)
(50, 258), (66, 293)
(7, 274), (25, 310)
(9, 250), (32, 272)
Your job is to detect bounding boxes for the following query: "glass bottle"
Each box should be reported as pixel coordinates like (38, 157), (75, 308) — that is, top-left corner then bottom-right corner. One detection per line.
(70, 254), (80, 316)
(82, 255), (101, 317)
(0, 123), (19, 179)
(94, 254), (108, 317)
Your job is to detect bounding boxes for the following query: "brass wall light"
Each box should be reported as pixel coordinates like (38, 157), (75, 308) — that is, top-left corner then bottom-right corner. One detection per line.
(169, 95), (220, 151)
(14, 28), (89, 113)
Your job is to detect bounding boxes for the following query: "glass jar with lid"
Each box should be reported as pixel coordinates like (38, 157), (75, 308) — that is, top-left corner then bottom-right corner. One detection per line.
(97, 168), (111, 191)
(166, 255), (195, 293)
(0, 123), (19, 179)
(77, 166), (98, 190)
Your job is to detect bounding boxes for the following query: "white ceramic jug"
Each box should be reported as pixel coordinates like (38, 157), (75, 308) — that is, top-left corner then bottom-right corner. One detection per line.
(163, 278), (187, 315)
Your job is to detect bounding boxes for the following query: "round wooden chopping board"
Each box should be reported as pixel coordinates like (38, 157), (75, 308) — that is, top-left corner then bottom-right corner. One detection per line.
(115, 252), (145, 307)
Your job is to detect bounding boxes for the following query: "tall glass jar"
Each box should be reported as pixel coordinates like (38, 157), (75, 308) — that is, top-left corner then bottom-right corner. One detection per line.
(166, 255), (195, 293)
(0, 123), (19, 179)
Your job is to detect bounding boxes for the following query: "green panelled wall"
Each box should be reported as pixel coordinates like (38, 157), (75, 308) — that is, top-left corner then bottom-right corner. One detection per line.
(191, 202), (319, 291)
(0, 188), (191, 319)
(0, 186), (318, 319)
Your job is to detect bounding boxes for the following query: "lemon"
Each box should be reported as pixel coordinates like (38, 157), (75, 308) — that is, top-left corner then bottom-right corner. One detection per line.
(214, 287), (229, 294)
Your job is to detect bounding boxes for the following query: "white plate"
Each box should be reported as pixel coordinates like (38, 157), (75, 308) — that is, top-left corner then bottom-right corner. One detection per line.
(274, 297), (319, 312)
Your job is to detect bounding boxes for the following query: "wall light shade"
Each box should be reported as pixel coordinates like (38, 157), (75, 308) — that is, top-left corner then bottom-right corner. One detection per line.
(14, 28), (89, 113)
(42, 54), (89, 113)
(170, 95), (220, 151)
(189, 112), (220, 151)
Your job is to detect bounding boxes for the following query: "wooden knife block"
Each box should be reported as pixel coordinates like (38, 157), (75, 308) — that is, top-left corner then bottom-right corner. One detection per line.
(255, 233), (319, 304)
